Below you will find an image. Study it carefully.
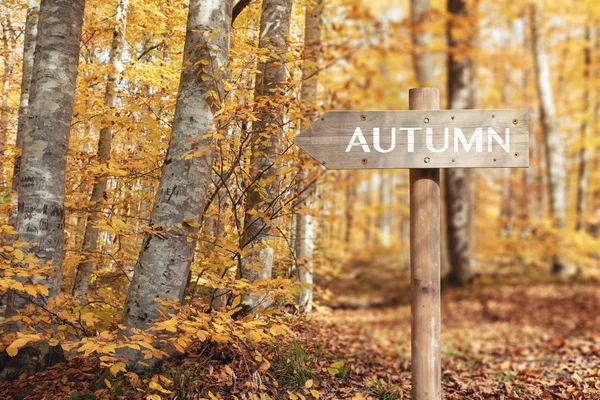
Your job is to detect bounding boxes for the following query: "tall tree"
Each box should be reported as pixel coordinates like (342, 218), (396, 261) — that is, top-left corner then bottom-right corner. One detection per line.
(294, 0), (322, 312)
(239, 0), (292, 314)
(10, 1), (39, 197)
(529, 3), (569, 276)
(575, 26), (594, 232)
(6, 0), (86, 315)
(72, 0), (129, 300)
(445, 0), (476, 284)
(0, 12), (18, 174)
(121, 0), (233, 330)
(410, 0), (435, 85)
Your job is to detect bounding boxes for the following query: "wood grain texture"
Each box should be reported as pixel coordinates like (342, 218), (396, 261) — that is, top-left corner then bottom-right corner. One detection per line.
(409, 88), (442, 400)
(295, 108), (529, 169)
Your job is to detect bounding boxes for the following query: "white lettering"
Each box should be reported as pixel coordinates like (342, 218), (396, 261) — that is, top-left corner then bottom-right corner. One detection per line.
(373, 128), (396, 153)
(488, 127), (510, 152)
(345, 127), (371, 152)
(398, 128), (421, 152)
(454, 127), (483, 152)
(426, 128), (449, 153)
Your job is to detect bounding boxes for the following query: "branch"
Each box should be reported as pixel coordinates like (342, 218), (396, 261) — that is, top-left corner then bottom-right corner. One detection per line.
(232, 0), (253, 25)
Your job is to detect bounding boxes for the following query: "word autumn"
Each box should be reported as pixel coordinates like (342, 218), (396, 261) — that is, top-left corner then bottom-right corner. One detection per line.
(345, 126), (511, 153)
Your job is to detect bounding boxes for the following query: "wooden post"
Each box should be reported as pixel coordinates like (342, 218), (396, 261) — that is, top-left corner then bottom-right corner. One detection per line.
(409, 87), (441, 399)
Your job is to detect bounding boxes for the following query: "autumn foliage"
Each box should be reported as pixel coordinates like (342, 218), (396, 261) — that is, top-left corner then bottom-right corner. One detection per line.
(0, 0), (599, 399)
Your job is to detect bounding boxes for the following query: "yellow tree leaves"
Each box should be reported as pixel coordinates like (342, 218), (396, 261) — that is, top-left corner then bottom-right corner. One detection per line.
(5, 335), (39, 357)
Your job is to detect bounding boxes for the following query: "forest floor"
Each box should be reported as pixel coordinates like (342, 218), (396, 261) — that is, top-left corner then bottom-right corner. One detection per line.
(2, 254), (600, 399)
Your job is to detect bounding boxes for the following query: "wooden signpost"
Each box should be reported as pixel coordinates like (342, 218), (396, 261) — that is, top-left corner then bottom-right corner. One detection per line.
(294, 88), (529, 400)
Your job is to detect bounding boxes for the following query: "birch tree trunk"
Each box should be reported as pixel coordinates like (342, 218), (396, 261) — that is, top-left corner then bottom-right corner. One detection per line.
(121, 0), (232, 331)
(72, 0), (129, 300)
(445, 0), (476, 285)
(9, 1), (39, 194)
(239, 0), (292, 315)
(294, 0), (322, 312)
(529, 3), (570, 276)
(575, 26), (594, 232)
(410, 0), (435, 84)
(6, 0), (86, 316)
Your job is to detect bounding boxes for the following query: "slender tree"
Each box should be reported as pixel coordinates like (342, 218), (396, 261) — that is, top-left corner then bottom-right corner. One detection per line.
(72, 0), (129, 300)
(239, 0), (292, 314)
(121, 0), (233, 331)
(10, 1), (39, 197)
(445, 0), (476, 284)
(294, 0), (322, 312)
(575, 26), (594, 232)
(410, 0), (435, 85)
(529, 3), (570, 276)
(6, 0), (86, 315)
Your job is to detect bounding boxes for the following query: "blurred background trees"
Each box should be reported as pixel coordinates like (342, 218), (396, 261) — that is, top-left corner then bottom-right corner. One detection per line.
(0, 0), (599, 391)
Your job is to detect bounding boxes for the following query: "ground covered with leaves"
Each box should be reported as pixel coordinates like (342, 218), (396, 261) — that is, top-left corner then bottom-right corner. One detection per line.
(2, 260), (600, 399)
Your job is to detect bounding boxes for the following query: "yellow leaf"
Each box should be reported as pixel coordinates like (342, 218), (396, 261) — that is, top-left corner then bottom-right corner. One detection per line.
(231, 295), (241, 308)
(104, 378), (112, 388)
(259, 359), (271, 371)
(146, 395), (161, 400)
(270, 325), (284, 336)
(149, 381), (172, 394)
(6, 336), (35, 357)
(23, 284), (37, 297)
(14, 248), (24, 261)
(310, 389), (320, 398)
(36, 284), (49, 296)
(305, 379), (313, 389)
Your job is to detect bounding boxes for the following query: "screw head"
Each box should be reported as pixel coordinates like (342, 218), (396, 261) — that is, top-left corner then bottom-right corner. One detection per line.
(424, 157), (430, 163)
(424, 117), (430, 123)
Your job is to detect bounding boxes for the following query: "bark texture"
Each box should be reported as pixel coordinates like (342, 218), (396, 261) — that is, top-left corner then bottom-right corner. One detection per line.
(72, 0), (129, 300)
(529, 3), (570, 276)
(11, 1), (40, 196)
(6, 0), (86, 316)
(239, 0), (292, 314)
(410, 0), (435, 85)
(294, 0), (322, 312)
(445, 0), (476, 285)
(575, 26), (594, 232)
(121, 0), (232, 330)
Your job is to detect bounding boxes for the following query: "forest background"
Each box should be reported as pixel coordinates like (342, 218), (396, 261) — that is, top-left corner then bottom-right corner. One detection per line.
(0, 0), (599, 398)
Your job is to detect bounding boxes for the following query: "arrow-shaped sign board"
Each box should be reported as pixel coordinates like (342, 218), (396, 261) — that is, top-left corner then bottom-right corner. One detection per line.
(294, 109), (529, 169)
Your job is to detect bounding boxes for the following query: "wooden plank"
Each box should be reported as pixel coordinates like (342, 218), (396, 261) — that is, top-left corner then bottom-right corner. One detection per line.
(294, 108), (529, 169)
(409, 88), (442, 400)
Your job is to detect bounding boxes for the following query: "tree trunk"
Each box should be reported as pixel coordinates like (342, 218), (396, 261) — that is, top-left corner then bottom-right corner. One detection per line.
(11, 1), (40, 205)
(121, 0), (232, 333)
(529, 3), (570, 277)
(0, 14), (18, 186)
(378, 172), (391, 247)
(410, 0), (435, 85)
(6, 0), (86, 316)
(72, 0), (129, 300)
(239, 0), (292, 315)
(294, 0), (322, 312)
(445, 0), (476, 285)
(575, 26), (594, 232)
